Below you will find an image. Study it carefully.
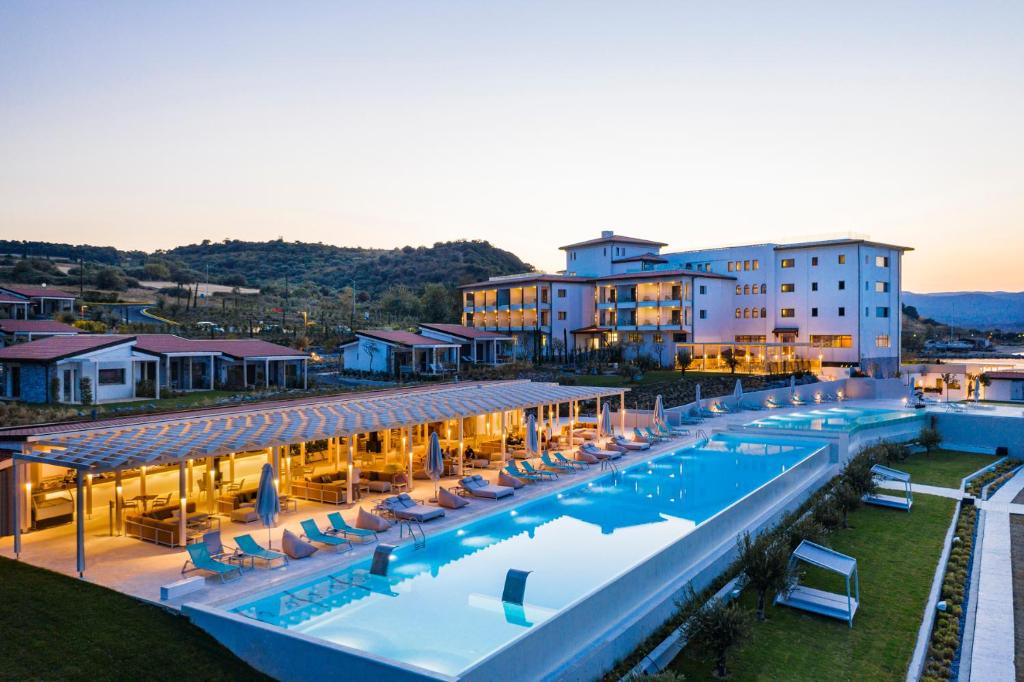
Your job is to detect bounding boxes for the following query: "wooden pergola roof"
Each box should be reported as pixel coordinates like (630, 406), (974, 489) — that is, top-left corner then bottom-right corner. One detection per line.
(13, 381), (625, 473)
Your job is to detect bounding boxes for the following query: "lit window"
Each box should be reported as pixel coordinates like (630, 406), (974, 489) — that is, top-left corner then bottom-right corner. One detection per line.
(557, 311), (567, 320)
(780, 308), (795, 318)
(744, 284), (750, 295)
(735, 308), (742, 318)
(743, 260), (750, 271)
(875, 256), (890, 267)
(780, 258), (795, 268)
(780, 283), (795, 293)
(838, 254), (846, 264)
(728, 262), (735, 272)
(752, 308), (760, 318)
(875, 281), (889, 293)
(876, 335), (891, 348)
(743, 308), (751, 318)
(736, 284), (742, 295)
(752, 260), (759, 270)
(653, 333), (663, 344)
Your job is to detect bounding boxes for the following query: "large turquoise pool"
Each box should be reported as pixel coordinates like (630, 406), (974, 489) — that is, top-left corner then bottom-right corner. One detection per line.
(230, 434), (825, 677)
(745, 406), (924, 432)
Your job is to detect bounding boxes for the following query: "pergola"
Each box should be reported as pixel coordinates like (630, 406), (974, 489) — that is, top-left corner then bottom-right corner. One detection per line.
(2, 380), (627, 577)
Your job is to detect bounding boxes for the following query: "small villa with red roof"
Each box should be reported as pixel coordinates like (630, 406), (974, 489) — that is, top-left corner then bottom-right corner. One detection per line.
(341, 328), (461, 376)
(0, 283), (76, 318)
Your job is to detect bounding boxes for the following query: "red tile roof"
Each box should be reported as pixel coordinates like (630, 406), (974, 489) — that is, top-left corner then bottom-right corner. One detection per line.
(133, 334), (216, 355)
(597, 269), (735, 282)
(357, 330), (459, 347)
(0, 335), (133, 362)
(0, 320), (80, 334)
(418, 323), (512, 341)
(0, 293), (29, 304)
(134, 334), (306, 359)
(559, 234), (667, 250)
(986, 371), (1024, 380)
(0, 284), (76, 299)
(459, 273), (590, 289)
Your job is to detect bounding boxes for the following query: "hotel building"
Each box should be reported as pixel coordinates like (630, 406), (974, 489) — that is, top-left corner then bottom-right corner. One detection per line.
(460, 231), (909, 375)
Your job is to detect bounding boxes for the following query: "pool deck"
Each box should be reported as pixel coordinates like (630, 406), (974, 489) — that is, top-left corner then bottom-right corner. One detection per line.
(0, 398), (899, 613)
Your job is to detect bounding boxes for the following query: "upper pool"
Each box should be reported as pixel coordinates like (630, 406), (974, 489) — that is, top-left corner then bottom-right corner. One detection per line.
(745, 406), (924, 432)
(229, 434), (825, 677)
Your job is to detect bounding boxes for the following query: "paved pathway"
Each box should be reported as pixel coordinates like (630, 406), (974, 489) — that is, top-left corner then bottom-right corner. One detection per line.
(878, 480), (963, 500)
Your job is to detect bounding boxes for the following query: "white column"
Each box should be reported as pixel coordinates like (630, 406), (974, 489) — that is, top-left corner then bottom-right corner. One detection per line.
(265, 358), (270, 388)
(242, 359), (247, 388)
(500, 411), (507, 463)
(205, 457), (216, 513)
(178, 461), (187, 547)
(346, 437), (355, 504)
(86, 473), (93, 518)
(11, 457), (20, 557)
(139, 466), (147, 499)
(458, 416), (465, 476)
(303, 360), (308, 390)
(406, 426), (414, 484)
(76, 472), (85, 577)
(114, 470), (123, 535)
(229, 453), (236, 482)
(620, 391), (626, 434)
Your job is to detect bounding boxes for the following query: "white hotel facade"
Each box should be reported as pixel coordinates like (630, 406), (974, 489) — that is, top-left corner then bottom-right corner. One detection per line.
(460, 231), (909, 376)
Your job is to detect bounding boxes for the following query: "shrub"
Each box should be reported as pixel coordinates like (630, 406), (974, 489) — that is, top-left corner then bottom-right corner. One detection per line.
(683, 591), (751, 679)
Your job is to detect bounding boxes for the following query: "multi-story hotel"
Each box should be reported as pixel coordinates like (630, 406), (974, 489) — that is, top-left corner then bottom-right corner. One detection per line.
(460, 231), (909, 375)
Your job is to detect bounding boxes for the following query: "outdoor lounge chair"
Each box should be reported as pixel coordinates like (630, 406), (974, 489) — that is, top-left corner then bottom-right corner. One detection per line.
(300, 519), (354, 552)
(553, 451), (588, 469)
(741, 400), (766, 411)
(182, 542), (242, 583)
(459, 474), (514, 499)
(791, 394), (807, 405)
(505, 461), (544, 482)
(521, 460), (558, 480)
(633, 427), (655, 444)
(541, 452), (576, 473)
(708, 402), (732, 415)
(383, 494), (446, 522)
(327, 511), (379, 542)
(581, 443), (624, 459)
(765, 396), (783, 408)
(656, 422), (689, 438)
(613, 435), (650, 451)
(644, 426), (672, 441)
(678, 414), (704, 424)
(234, 533), (289, 568)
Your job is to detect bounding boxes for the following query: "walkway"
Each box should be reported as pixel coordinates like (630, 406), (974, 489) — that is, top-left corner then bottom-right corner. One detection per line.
(878, 480), (964, 500)
(968, 468), (1024, 682)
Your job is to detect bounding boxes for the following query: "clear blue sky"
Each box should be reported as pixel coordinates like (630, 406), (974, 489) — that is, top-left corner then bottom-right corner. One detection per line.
(1, 1), (1021, 291)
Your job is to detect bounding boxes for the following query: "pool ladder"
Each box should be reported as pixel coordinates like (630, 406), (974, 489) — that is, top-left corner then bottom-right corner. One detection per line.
(600, 459), (618, 473)
(695, 429), (710, 447)
(400, 520), (427, 549)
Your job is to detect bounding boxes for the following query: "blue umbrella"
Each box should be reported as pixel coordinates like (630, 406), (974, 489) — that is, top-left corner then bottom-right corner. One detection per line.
(601, 402), (612, 437)
(255, 463), (279, 548)
(526, 413), (539, 454)
(426, 431), (445, 501)
(654, 394), (666, 427)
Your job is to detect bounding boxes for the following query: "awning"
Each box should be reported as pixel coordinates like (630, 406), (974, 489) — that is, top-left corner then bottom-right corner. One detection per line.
(570, 326), (611, 335)
(10, 381), (626, 473)
(772, 327), (799, 334)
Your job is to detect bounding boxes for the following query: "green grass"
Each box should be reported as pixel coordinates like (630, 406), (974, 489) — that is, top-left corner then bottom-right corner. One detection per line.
(672, 493), (955, 682)
(896, 449), (998, 489)
(96, 389), (241, 412)
(0, 557), (268, 681)
(570, 370), (746, 388)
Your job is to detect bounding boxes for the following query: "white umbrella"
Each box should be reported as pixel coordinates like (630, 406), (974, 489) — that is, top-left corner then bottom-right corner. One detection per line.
(694, 384), (703, 416)
(974, 377), (981, 403)
(654, 394), (666, 427)
(526, 413), (539, 454)
(426, 432), (445, 501)
(601, 402), (612, 437)
(733, 379), (743, 406)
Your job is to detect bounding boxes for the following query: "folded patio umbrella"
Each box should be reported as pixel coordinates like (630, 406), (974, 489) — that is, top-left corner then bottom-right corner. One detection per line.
(426, 431), (445, 501)
(601, 402), (612, 437)
(734, 379), (743, 405)
(255, 462), (280, 548)
(694, 384), (703, 415)
(654, 394), (666, 427)
(526, 413), (539, 454)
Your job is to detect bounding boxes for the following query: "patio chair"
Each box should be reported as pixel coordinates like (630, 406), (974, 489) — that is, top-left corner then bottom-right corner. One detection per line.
(459, 475), (514, 499)
(644, 426), (670, 441)
(540, 452), (576, 473)
(741, 401), (766, 411)
(182, 542), (242, 583)
(225, 478), (245, 493)
(382, 495), (445, 522)
(553, 452), (588, 469)
(233, 534), (289, 568)
(391, 473), (410, 494)
(505, 461), (543, 482)
(632, 428), (657, 444)
(150, 493), (172, 508)
(326, 511), (379, 542)
(202, 530), (232, 560)
(612, 435), (648, 451)
(656, 422), (690, 438)
(520, 460), (558, 480)
(581, 443), (624, 459)
(299, 519), (353, 552)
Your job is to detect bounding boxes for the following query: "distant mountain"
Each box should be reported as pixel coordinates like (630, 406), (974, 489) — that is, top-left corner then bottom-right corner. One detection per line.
(903, 291), (1024, 331)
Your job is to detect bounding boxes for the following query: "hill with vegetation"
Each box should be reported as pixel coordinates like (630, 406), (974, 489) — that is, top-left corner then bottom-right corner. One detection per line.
(903, 291), (1024, 331)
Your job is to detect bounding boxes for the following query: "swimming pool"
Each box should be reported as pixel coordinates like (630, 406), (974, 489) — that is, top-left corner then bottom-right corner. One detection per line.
(745, 407), (924, 433)
(228, 434), (825, 678)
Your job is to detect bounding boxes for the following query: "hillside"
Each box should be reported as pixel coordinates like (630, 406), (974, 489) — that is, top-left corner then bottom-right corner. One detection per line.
(903, 291), (1024, 331)
(0, 238), (533, 295)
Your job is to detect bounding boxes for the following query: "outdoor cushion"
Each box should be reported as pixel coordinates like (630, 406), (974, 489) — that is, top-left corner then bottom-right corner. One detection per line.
(230, 507), (259, 523)
(498, 472), (525, 489)
(438, 487), (469, 509)
(575, 451), (599, 464)
(281, 529), (318, 559)
(355, 506), (391, 532)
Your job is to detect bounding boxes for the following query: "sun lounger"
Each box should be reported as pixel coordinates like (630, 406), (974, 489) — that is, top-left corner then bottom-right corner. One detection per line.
(541, 452), (576, 473)
(459, 474), (515, 499)
(656, 422), (690, 438)
(741, 401), (766, 411)
(633, 427), (656, 444)
(233, 533), (289, 568)
(791, 394), (807, 405)
(326, 511), (379, 542)
(643, 426), (671, 442)
(582, 443), (624, 459)
(613, 435), (650, 451)
(505, 461), (544, 482)
(383, 494), (446, 522)
(521, 460), (558, 480)
(300, 519), (354, 552)
(553, 451), (588, 469)
(182, 542), (242, 583)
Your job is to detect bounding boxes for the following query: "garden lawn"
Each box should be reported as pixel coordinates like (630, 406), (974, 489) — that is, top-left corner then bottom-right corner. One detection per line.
(571, 370), (747, 388)
(895, 449), (997, 489)
(0, 557), (267, 681)
(672, 493), (955, 682)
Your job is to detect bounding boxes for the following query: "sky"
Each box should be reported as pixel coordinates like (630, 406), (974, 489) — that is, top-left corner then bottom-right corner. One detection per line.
(1, 1), (1022, 293)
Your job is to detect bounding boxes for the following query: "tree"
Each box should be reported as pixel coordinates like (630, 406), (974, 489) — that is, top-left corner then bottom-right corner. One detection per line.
(79, 376), (93, 406)
(721, 348), (740, 374)
(832, 479), (863, 529)
(420, 283), (455, 322)
(939, 372), (956, 402)
(684, 593), (752, 678)
(736, 531), (797, 621)
(677, 349), (693, 375)
(94, 266), (125, 291)
(919, 427), (942, 456)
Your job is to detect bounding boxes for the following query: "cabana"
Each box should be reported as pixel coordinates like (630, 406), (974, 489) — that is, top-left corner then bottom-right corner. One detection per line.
(775, 540), (859, 627)
(863, 464), (912, 511)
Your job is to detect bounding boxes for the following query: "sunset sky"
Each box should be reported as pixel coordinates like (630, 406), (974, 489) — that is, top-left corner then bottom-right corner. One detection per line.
(1, 1), (1021, 292)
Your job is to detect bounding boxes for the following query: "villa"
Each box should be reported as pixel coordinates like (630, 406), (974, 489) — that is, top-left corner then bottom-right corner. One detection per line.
(0, 283), (77, 319)
(0, 334), (310, 404)
(340, 329), (462, 376)
(0, 318), (80, 346)
(460, 231), (908, 376)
